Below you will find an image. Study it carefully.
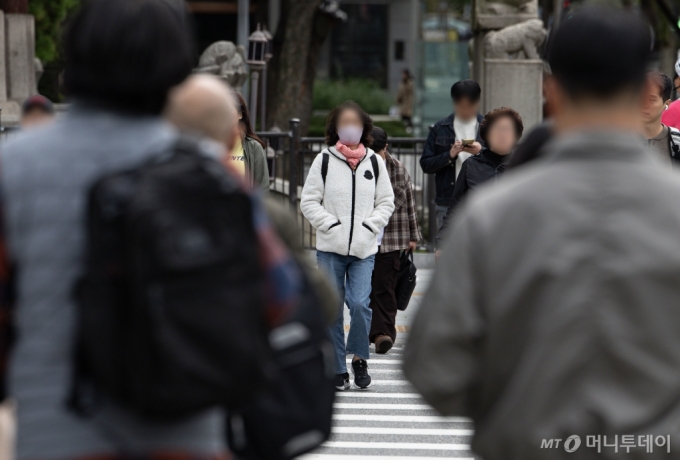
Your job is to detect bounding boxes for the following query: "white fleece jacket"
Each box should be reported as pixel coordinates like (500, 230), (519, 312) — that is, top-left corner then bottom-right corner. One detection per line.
(301, 147), (395, 259)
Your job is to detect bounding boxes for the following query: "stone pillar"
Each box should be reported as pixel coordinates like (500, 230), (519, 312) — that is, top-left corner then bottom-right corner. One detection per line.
(484, 58), (543, 130)
(5, 13), (35, 101)
(0, 10), (7, 103)
(0, 12), (36, 126)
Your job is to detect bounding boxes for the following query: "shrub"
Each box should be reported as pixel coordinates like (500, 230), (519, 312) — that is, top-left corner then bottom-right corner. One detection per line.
(313, 78), (391, 114)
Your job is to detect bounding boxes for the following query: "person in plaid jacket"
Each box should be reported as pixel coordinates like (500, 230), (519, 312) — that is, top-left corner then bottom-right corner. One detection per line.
(369, 127), (422, 354)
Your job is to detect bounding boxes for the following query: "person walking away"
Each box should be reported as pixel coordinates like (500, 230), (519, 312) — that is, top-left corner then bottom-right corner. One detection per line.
(166, 74), (338, 325)
(20, 95), (55, 129)
(368, 127), (421, 354)
(661, 55), (680, 130)
(420, 80), (483, 231)
(437, 107), (523, 249)
(301, 101), (395, 390)
(230, 92), (270, 191)
(642, 71), (680, 166)
(0, 1), (295, 457)
(397, 69), (415, 131)
(404, 7), (680, 459)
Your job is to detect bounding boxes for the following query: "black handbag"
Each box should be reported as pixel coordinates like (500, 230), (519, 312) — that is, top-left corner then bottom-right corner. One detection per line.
(395, 251), (417, 311)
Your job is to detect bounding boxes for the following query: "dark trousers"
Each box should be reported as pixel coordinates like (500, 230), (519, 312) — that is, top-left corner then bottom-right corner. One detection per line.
(369, 250), (401, 343)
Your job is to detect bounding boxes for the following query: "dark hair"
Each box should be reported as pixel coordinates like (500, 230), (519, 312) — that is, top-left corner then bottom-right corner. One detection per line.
(547, 6), (651, 100)
(370, 127), (388, 152)
(450, 80), (481, 102)
(648, 71), (673, 101)
(63, 0), (196, 115)
(325, 100), (373, 146)
(233, 91), (266, 149)
(479, 107), (524, 145)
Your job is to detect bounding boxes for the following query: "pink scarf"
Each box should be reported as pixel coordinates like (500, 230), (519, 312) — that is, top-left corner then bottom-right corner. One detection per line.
(335, 141), (366, 170)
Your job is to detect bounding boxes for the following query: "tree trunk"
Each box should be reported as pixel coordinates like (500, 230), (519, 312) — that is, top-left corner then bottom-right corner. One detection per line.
(266, 0), (341, 134)
(0, 0), (28, 13)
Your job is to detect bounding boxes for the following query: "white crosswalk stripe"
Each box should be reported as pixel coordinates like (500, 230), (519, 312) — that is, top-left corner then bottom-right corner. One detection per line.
(308, 344), (476, 458)
(304, 271), (477, 458)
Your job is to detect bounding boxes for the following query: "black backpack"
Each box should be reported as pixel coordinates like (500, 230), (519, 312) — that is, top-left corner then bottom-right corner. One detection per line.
(226, 273), (336, 460)
(69, 138), (275, 421)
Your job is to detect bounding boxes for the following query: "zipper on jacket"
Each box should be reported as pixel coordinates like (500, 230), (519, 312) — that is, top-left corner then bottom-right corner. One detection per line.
(348, 167), (356, 255)
(328, 149), (368, 256)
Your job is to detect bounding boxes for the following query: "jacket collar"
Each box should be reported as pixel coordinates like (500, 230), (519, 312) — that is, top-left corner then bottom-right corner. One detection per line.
(442, 113), (485, 134)
(543, 130), (655, 165)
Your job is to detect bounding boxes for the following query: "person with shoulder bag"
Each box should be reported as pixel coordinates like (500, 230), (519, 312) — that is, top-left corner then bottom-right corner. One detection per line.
(368, 127), (421, 354)
(301, 101), (395, 390)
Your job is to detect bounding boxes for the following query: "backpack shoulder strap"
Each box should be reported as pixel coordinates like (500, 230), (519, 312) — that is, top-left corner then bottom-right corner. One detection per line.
(669, 127), (680, 161)
(369, 154), (379, 184)
(321, 152), (330, 186)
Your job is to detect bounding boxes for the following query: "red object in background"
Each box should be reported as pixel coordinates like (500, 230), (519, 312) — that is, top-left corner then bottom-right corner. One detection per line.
(0, 0), (28, 14)
(663, 100), (680, 130)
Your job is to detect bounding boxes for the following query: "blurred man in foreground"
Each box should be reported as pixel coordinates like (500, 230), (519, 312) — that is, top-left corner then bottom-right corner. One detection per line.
(20, 95), (55, 129)
(0, 0), (227, 457)
(166, 75), (337, 323)
(405, 7), (680, 459)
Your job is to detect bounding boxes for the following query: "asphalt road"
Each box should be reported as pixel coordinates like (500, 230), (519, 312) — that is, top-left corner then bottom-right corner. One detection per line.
(300, 269), (477, 460)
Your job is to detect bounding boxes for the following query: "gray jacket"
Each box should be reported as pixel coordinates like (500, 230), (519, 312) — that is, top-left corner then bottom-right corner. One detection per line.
(243, 136), (270, 191)
(405, 131), (680, 459)
(3, 106), (224, 459)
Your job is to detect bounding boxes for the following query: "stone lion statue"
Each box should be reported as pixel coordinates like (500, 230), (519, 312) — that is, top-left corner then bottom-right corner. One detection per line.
(196, 41), (248, 88)
(484, 19), (547, 59)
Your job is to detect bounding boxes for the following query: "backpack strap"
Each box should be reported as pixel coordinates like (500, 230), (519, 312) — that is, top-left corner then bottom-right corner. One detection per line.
(321, 152), (330, 186)
(669, 127), (680, 161)
(369, 154), (379, 184)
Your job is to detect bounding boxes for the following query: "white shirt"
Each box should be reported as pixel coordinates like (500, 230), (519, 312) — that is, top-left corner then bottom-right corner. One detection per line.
(453, 117), (478, 179)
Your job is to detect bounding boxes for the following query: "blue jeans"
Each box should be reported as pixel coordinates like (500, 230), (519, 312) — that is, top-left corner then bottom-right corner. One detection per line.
(317, 250), (375, 374)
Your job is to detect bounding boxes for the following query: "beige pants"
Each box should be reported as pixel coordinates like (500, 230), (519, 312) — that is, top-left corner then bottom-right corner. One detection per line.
(0, 400), (15, 460)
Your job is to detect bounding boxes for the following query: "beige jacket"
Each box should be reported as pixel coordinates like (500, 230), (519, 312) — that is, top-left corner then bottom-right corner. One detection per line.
(397, 79), (414, 117)
(405, 131), (680, 459)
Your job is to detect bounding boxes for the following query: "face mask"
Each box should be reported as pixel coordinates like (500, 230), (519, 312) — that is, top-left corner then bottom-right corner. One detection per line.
(337, 125), (363, 145)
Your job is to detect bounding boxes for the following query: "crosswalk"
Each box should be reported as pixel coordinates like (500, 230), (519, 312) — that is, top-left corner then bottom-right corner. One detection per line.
(300, 342), (477, 459)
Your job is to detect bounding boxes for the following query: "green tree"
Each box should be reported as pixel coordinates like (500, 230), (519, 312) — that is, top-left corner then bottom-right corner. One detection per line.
(29, 0), (80, 100)
(30, 0), (79, 63)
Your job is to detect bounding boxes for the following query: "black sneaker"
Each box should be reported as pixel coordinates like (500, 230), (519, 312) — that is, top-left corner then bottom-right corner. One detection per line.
(335, 372), (350, 391)
(351, 359), (371, 389)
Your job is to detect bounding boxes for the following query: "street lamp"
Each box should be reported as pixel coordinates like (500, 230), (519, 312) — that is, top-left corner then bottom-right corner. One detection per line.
(260, 25), (273, 131)
(247, 24), (268, 126)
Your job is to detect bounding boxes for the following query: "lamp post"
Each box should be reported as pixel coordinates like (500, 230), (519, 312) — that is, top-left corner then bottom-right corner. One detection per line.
(260, 26), (273, 131)
(247, 24), (268, 128)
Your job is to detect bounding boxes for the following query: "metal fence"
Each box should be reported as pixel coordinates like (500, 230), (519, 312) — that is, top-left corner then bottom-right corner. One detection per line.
(259, 119), (438, 251)
(0, 120), (438, 251)
(0, 126), (20, 143)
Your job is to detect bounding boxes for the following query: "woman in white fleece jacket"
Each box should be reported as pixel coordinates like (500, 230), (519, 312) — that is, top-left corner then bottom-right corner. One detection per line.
(301, 101), (395, 390)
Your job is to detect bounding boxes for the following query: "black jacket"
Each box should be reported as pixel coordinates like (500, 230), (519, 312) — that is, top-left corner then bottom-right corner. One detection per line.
(420, 113), (484, 206)
(437, 149), (507, 248)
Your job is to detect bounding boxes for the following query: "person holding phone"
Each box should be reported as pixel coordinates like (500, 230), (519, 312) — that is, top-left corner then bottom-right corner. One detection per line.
(420, 80), (484, 231)
(437, 107), (524, 249)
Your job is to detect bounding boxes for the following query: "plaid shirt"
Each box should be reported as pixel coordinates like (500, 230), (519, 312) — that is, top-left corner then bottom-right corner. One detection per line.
(380, 152), (422, 253)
